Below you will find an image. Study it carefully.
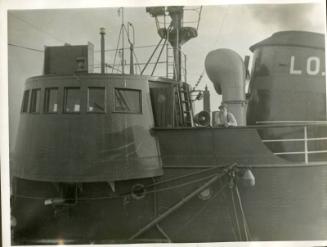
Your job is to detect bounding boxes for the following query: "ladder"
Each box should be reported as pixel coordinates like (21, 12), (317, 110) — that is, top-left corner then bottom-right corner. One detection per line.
(177, 83), (194, 127)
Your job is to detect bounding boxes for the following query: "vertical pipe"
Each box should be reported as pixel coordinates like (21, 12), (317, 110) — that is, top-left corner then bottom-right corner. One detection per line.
(203, 85), (211, 113)
(176, 29), (181, 82)
(166, 43), (169, 78)
(100, 27), (106, 74)
(184, 53), (187, 82)
(130, 44), (134, 75)
(169, 7), (183, 82)
(173, 16), (181, 81)
(128, 22), (135, 75)
(165, 16), (168, 78)
(304, 125), (308, 164)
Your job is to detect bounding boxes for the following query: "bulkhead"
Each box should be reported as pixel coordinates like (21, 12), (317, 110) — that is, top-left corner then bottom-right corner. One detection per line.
(12, 44), (170, 183)
(247, 31), (326, 124)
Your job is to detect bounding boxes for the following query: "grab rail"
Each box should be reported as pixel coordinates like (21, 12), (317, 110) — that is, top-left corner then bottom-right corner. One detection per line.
(260, 124), (327, 164)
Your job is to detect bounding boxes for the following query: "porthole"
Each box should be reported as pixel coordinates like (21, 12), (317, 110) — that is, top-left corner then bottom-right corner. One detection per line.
(131, 183), (146, 200)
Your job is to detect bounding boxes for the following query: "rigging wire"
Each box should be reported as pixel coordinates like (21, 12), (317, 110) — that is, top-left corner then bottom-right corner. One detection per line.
(230, 186), (242, 241)
(8, 43), (43, 53)
(173, 181), (229, 235)
(214, 5), (230, 47)
(235, 184), (251, 241)
(196, 6), (203, 31)
(133, 51), (142, 74)
(111, 26), (123, 73)
(10, 13), (66, 44)
(193, 70), (205, 89)
(145, 164), (230, 188)
(224, 186), (239, 241)
(94, 44), (160, 53)
(13, 170), (227, 202)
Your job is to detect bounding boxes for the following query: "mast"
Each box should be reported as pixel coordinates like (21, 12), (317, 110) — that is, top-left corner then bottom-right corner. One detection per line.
(146, 6), (201, 81)
(167, 7), (183, 82)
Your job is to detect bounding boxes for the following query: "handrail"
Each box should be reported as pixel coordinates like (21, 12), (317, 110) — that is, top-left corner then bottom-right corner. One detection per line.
(256, 120), (327, 124)
(262, 137), (327, 142)
(261, 124), (327, 164)
(104, 39), (187, 81)
(153, 122), (327, 130)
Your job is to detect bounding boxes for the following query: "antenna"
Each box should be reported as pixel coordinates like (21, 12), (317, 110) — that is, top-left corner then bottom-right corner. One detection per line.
(127, 22), (135, 75)
(112, 8), (138, 75)
(121, 8), (125, 75)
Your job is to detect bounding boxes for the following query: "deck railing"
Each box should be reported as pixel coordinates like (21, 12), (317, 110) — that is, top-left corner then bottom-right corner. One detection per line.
(93, 44), (188, 82)
(257, 121), (327, 164)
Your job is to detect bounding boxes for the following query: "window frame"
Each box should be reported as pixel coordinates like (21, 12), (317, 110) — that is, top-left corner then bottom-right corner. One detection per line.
(21, 90), (30, 113)
(44, 87), (59, 114)
(29, 88), (41, 114)
(63, 87), (82, 114)
(113, 88), (142, 114)
(87, 86), (106, 114)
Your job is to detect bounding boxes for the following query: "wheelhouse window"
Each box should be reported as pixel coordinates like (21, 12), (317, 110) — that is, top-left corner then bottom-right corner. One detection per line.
(64, 87), (81, 113)
(44, 88), (58, 113)
(30, 89), (41, 113)
(21, 90), (30, 113)
(87, 87), (105, 113)
(114, 88), (142, 113)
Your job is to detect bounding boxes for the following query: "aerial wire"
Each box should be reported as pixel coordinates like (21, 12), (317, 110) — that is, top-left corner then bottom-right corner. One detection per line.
(10, 13), (66, 44)
(8, 43), (43, 53)
(214, 5), (230, 47)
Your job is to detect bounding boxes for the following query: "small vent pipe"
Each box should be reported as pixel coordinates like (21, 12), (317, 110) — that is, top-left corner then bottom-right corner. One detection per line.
(100, 27), (106, 74)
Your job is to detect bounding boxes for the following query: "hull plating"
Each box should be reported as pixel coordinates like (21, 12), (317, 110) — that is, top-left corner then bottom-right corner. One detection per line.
(12, 128), (327, 243)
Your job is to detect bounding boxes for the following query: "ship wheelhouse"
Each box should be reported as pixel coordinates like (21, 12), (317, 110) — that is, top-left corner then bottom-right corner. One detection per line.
(13, 73), (184, 183)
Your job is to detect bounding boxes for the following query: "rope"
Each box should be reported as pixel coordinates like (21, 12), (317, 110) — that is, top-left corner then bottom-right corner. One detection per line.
(235, 184), (251, 241)
(155, 224), (171, 242)
(230, 186), (242, 241)
(175, 181), (228, 236)
(149, 173), (217, 194)
(145, 164), (230, 188)
(13, 171), (226, 202)
(8, 43), (43, 53)
(94, 44), (160, 53)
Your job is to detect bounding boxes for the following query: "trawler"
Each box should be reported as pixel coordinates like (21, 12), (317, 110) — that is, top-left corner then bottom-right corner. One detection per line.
(11, 6), (327, 244)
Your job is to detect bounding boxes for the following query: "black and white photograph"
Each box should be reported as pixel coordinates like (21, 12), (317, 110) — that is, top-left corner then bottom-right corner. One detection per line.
(1, 0), (327, 246)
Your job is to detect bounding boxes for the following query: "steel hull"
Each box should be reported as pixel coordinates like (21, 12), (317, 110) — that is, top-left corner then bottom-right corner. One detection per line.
(11, 128), (327, 244)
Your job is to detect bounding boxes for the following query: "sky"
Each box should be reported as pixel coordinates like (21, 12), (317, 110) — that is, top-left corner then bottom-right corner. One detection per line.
(6, 1), (326, 151)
